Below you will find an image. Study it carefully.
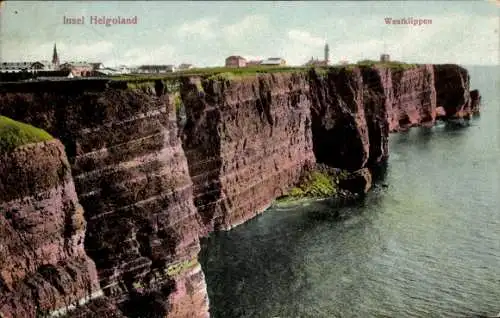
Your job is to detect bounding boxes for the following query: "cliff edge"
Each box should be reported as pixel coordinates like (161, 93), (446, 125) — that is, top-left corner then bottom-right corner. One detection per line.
(0, 124), (101, 317)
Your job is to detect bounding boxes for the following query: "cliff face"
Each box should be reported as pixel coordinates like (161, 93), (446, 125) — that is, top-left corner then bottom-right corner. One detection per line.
(0, 139), (100, 318)
(179, 74), (315, 233)
(433, 64), (472, 119)
(309, 68), (370, 170)
(308, 64), (474, 171)
(308, 64), (439, 170)
(0, 64), (480, 317)
(0, 82), (208, 317)
(389, 65), (437, 131)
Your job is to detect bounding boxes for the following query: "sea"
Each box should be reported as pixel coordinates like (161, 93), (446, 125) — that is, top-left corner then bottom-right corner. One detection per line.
(199, 66), (500, 318)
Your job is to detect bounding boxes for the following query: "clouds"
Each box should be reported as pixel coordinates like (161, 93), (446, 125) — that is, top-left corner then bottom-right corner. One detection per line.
(0, 2), (497, 67)
(222, 15), (269, 38)
(61, 41), (114, 61)
(176, 14), (270, 41)
(178, 17), (218, 39)
(2, 40), (115, 64)
(287, 30), (325, 47)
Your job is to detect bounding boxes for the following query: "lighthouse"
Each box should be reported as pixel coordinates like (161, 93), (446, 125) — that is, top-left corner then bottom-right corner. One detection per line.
(324, 43), (330, 65)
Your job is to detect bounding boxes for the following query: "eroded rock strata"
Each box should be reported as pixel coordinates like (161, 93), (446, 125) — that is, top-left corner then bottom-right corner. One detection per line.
(0, 64), (480, 317)
(0, 139), (101, 318)
(433, 64), (473, 119)
(179, 74), (316, 233)
(0, 83), (208, 317)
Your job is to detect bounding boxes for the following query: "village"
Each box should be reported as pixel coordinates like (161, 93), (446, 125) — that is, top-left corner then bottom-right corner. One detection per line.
(0, 42), (391, 81)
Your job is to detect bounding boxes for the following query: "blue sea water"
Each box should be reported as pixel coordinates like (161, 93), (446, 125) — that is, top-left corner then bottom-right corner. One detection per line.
(200, 66), (500, 318)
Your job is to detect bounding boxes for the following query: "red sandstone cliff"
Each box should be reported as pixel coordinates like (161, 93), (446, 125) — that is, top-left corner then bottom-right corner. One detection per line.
(433, 64), (473, 119)
(308, 64), (475, 171)
(0, 139), (100, 318)
(179, 74), (316, 233)
(0, 82), (209, 317)
(0, 64), (480, 317)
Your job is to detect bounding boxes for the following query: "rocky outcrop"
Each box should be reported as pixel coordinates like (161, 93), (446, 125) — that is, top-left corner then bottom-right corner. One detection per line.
(389, 65), (437, 131)
(338, 168), (372, 195)
(309, 68), (370, 170)
(0, 64), (480, 317)
(309, 64), (437, 171)
(433, 64), (472, 119)
(470, 89), (481, 114)
(0, 139), (101, 318)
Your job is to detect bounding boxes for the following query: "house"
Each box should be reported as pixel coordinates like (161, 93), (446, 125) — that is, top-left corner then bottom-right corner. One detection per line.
(30, 61), (46, 70)
(225, 56), (246, 68)
(0, 62), (35, 72)
(94, 68), (120, 76)
(117, 65), (130, 74)
(60, 62), (93, 77)
(246, 60), (262, 67)
(303, 43), (330, 67)
(90, 62), (105, 70)
(260, 57), (286, 66)
(380, 54), (390, 62)
(137, 65), (176, 73)
(38, 60), (56, 70)
(304, 57), (328, 67)
(178, 63), (194, 71)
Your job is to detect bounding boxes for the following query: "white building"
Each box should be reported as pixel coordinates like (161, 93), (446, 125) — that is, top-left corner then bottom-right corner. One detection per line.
(260, 57), (286, 66)
(0, 62), (39, 73)
(116, 65), (131, 74)
(136, 65), (176, 73)
(178, 63), (194, 71)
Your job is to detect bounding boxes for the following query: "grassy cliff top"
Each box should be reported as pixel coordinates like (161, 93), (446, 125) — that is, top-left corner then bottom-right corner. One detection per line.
(110, 61), (420, 83)
(0, 116), (53, 153)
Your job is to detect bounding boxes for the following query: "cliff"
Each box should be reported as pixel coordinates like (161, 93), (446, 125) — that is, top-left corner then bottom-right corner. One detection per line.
(0, 83), (209, 317)
(179, 74), (315, 233)
(0, 137), (100, 317)
(0, 63), (480, 317)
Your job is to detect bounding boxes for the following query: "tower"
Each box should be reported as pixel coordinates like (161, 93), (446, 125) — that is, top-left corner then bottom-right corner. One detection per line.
(52, 43), (60, 70)
(380, 42), (390, 62)
(324, 43), (330, 64)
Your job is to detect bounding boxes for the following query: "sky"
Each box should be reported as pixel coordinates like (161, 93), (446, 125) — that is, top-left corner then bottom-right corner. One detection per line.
(0, 1), (498, 67)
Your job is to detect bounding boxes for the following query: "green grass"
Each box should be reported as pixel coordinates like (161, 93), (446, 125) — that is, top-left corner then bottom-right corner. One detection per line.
(0, 116), (53, 153)
(284, 171), (338, 199)
(173, 92), (183, 111)
(277, 168), (353, 202)
(165, 257), (198, 277)
(126, 81), (155, 91)
(355, 59), (419, 70)
(111, 61), (419, 88)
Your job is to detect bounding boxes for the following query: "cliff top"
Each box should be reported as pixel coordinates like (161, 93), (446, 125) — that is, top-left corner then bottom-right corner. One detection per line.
(0, 116), (53, 153)
(0, 63), (467, 95)
(112, 61), (421, 81)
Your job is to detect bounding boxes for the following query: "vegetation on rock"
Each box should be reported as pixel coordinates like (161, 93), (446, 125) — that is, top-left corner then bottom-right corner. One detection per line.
(355, 59), (419, 70)
(112, 61), (419, 87)
(165, 258), (198, 278)
(276, 165), (353, 203)
(173, 92), (184, 112)
(126, 81), (155, 92)
(0, 116), (53, 153)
